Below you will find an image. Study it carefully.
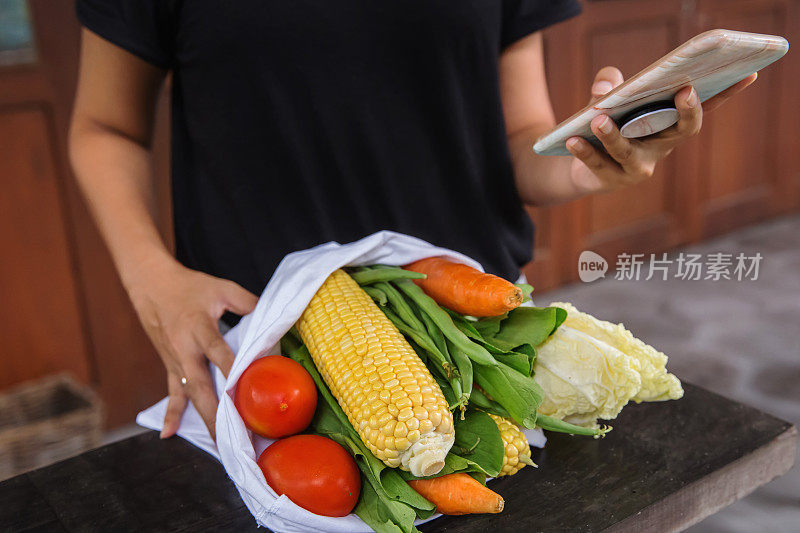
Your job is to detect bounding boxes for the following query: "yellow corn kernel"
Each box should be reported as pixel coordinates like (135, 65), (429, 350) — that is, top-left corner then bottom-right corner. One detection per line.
(296, 269), (455, 476)
(489, 413), (535, 476)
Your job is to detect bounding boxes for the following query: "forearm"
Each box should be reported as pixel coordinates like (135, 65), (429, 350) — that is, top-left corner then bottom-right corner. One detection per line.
(69, 120), (177, 290)
(508, 124), (588, 207)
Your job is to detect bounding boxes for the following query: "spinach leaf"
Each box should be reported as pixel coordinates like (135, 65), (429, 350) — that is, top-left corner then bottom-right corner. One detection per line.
(468, 387), (510, 418)
(515, 283), (534, 303)
(353, 481), (408, 533)
(474, 362), (543, 428)
(514, 343), (538, 376)
(452, 410), (503, 478)
(490, 350), (531, 376)
(486, 306), (566, 352)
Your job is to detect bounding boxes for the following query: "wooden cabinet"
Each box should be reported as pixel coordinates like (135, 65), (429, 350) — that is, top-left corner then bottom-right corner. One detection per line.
(0, 1), (168, 427)
(525, 0), (800, 286)
(693, 0), (800, 236)
(0, 107), (91, 388)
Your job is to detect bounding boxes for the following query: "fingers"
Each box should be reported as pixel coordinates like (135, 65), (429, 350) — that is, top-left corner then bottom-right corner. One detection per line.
(590, 115), (638, 170)
(161, 373), (189, 439)
(674, 86), (702, 137)
(194, 319), (235, 377)
(566, 137), (622, 190)
(181, 359), (220, 439)
(223, 281), (258, 316)
(702, 73), (757, 113)
(591, 66), (624, 101)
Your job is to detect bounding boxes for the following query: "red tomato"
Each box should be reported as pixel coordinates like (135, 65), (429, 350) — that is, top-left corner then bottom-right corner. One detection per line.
(234, 355), (317, 438)
(258, 434), (361, 517)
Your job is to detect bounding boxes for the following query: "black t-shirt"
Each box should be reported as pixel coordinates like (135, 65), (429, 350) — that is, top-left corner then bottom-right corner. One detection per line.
(77, 0), (581, 296)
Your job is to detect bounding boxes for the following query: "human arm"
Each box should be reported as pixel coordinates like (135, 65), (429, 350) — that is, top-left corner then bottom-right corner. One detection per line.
(68, 29), (257, 438)
(500, 32), (757, 206)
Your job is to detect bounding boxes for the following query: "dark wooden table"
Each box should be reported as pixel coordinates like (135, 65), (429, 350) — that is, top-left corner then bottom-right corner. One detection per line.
(2, 383), (796, 532)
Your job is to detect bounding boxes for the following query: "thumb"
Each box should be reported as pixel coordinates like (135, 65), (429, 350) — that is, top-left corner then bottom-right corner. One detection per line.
(222, 281), (258, 316)
(591, 66), (624, 102)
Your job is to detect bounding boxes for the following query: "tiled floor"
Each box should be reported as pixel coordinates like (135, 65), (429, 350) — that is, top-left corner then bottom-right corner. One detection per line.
(539, 213), (800, 532)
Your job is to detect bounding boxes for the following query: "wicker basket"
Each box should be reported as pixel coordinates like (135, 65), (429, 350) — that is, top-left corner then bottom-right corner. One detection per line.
(0, 374), (104, 481)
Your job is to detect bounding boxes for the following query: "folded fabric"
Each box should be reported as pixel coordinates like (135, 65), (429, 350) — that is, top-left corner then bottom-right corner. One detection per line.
(137, 230), (544, 531)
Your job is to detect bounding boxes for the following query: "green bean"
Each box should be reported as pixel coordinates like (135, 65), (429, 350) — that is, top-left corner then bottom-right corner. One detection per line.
(394, 279), (498, 367)
(446, 339), (473, 402)
(362, 286), (388, 306)
(349, 266), (425, 285)
(382, 307), (461, 385)
(374, 282), (426, 333)
(375, 281), (463, 381)
(381, 307), (439, 363)
(535, 414), (610, 437)
(432, 374), (459, 410)
(419, 307), (448, 359)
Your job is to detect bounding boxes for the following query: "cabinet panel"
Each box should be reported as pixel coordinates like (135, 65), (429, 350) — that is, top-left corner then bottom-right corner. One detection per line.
(0, 107), (91, 387)
(575, 13), (688, 267)
(695, 1), (790, 236)
(0, 0), (169, 427)
(587, 23), (677, 234)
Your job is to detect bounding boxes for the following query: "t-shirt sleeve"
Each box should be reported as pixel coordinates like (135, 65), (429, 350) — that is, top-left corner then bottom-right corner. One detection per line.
(501, 0), (582, 49)
(76, 0), (177, 68)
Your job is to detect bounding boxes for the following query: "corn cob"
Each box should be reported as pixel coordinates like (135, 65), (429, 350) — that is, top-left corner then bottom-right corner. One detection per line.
(297, 269), (455, 477)
(489, 414), (535, 476)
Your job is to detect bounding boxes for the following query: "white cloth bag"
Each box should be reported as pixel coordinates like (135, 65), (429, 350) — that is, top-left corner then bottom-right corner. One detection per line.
(137, 230), (544, 532)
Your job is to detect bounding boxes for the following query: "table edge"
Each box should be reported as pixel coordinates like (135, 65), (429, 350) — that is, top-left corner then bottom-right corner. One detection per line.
(606, 423), (798, 533)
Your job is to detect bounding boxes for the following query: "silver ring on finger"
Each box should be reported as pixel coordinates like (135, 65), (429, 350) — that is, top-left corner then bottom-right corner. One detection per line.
(180, 376), (188, 387)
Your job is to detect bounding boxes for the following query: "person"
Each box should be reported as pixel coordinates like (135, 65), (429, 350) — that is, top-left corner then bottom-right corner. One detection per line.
(68, 0), (755, 440)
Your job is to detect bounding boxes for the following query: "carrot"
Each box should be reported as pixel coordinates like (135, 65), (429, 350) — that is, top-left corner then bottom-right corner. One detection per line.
(407, 473), (504, 515)
(404, 257), (524, 317)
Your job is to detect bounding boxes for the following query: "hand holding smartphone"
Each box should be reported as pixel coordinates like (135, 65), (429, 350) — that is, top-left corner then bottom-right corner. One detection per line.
(533, 29), (789, 157)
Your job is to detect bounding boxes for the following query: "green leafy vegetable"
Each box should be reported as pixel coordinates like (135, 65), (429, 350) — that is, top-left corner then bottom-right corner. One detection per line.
(483, 306), (566, 353)
(472, 313), (507, 338)
(474, 362), (543, 428)
(515, 283), (534, 303)
(353, 482), (406, 533)
(467, 387), (510, 418)
(451, 410), (503, 478)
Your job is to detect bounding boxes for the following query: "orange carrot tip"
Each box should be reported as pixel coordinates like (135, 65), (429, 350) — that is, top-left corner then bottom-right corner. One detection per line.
(407, 473), (504, 515)
(404, 257), (523, 317)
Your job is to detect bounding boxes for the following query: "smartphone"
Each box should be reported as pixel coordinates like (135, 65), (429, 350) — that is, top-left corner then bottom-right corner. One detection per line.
(533, 29), (789, 156)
